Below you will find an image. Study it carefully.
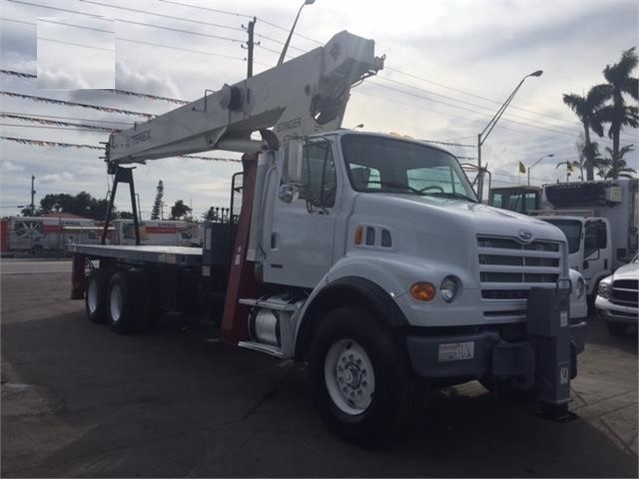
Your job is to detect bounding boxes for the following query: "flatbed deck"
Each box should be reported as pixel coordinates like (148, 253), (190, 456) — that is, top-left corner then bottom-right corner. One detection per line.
(68, 244), (203, 266)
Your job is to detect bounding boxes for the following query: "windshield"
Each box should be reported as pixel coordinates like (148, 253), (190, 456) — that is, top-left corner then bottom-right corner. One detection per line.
(544, 219), (582, 254)
(341, 135), (477, 202)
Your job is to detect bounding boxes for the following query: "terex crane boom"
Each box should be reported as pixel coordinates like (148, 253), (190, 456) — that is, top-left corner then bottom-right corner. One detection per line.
(70, 30), (587, 446)
(107, 31), (382, 165)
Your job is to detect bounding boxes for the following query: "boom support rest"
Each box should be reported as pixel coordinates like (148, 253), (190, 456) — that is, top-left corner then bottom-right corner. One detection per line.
(101, 167), (141, 245)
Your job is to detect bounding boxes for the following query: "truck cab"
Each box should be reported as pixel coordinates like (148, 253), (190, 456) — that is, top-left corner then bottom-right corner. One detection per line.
(488, 186), (541, 215)
(536, 215), (612, 296)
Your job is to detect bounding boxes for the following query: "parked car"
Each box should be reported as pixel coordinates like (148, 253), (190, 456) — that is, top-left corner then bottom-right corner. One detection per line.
(595, 254), (638, 336)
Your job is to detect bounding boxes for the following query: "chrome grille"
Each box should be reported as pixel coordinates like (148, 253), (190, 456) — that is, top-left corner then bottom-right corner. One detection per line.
(611, 279), (638, 307)
(477, 235), (562, 300)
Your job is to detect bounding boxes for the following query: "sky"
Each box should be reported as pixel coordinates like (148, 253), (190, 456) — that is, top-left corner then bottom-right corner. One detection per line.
(1, 0), (638, 219)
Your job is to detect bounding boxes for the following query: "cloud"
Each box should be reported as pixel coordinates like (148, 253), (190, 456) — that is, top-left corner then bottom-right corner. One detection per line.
(39, 172), (75, 183)
(36, 69), (93, 90)
(0, 161), (26, 172)
(114, 60), (182, 99)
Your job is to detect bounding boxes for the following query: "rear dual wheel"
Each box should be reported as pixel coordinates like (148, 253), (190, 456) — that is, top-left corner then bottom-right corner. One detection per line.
(85, 269), (149, 333)
(107, 271), (149, 334)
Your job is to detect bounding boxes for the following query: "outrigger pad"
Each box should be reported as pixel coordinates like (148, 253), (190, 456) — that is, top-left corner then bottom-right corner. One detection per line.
(526, 286), (573, 407)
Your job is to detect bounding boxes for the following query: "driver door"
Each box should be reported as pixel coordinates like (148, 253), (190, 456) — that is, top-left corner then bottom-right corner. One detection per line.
(263, 141), (341, 288)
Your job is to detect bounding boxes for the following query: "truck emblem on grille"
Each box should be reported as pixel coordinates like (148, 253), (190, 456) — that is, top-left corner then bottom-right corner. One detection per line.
(517, 229), (533, 242)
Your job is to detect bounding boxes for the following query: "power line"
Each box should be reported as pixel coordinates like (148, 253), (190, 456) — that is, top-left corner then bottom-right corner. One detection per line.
(116, 18), (245, 44)
(76, 0), (244, 32)
(2, 136), (242, 163)
(374, 75), (581, 136)
(38, 17), (114, 34)
(37, 37), (115, 53)
(6, 0), (112, 21)
(384, 66), (581, 128)
(157, 0), (253, 19)
(0, 123), (111, 132)
(1, 15), (246, 45)
(1, 91), (154, 118)
(1, 136), (103, 149)
(1, 113), (119, 131)
(1, 70), (188, 105)
(157, 0), (323, 46)
(364, 81), (578, 139)
(1, 111), (133, 126)
(117, 37), (245, 62)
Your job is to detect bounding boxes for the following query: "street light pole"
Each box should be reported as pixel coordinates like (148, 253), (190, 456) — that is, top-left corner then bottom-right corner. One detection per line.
(277, 0), (315, 66)
(476, 70), (543, 201)
(527, 153), (554, 186)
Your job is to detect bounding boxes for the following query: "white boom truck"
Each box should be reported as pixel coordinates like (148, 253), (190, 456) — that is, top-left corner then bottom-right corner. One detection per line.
(68, 31), (586, 445)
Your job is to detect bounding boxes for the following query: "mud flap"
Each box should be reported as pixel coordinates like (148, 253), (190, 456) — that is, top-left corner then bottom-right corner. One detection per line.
(526, 280), (574, 418)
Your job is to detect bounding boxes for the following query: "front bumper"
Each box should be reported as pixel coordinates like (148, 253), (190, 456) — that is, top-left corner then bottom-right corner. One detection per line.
(406, 320), (586, 381)
(595, 296), (638, 324)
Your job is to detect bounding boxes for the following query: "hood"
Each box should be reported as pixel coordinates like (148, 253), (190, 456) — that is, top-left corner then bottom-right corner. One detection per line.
(353, 193), (566, 243)
(611, 261), (639, 280)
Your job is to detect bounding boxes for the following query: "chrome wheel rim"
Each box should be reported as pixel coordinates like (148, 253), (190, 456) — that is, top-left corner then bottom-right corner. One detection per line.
(324, 339), (375, 415)
(109, 284), (123, 322)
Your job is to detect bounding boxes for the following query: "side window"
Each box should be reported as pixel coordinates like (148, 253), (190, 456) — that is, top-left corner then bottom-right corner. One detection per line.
(490, 193), (503, 208)
(301, 143), (337, 208)
(584, 221), (605, 258)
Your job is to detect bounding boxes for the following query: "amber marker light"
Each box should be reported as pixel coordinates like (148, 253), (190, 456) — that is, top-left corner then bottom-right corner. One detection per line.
(410, 282), (436, 301)
(354, 225), (363, 245)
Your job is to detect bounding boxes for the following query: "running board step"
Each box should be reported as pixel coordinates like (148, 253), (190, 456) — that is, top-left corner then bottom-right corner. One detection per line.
(238, 298), (298, 312)
(237, 341), (284, 358)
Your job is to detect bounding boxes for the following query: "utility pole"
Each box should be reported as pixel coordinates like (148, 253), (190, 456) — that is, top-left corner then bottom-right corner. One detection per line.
(242, 17), (258, 79)
(30, 175), (35, 215)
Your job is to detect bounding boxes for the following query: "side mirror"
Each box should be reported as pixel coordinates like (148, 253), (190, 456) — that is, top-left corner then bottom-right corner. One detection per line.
(285, 138), (304, 184)
(582, 260), (589, 270)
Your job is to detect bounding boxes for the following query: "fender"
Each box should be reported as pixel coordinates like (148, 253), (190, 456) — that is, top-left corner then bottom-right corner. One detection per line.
(294, 275), (409, 360)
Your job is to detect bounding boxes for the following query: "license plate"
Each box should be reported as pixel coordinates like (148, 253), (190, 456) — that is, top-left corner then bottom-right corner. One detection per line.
(438, 341), (475, 362)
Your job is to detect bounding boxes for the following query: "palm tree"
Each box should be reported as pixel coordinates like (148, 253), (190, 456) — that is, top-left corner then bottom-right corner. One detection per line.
(562, 85), (609, 180)
(170, 200), (192, 220)
(599, 47), (639, 179)
(596, 144), (637, 179)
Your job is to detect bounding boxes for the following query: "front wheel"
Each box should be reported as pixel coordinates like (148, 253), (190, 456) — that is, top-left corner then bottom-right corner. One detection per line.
(308, 307), (426, 446)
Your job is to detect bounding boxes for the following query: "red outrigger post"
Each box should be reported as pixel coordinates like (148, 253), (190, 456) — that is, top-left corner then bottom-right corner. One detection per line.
(220, 152), (265, 344)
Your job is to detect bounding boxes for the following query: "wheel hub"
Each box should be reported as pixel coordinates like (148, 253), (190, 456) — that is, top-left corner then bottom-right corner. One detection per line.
(324, 339), (375, 415)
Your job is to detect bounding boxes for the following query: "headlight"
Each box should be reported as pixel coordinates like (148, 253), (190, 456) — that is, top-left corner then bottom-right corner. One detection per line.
(440, 276), (459, 303)
(575, 277), (585, 299)
(598, 281), (611, 299)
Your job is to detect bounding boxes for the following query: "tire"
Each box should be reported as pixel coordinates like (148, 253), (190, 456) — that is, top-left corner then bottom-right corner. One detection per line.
(85, 269), (111, 324)
(308, 307), (427, 447)
(31, 245), (44, 256)
(479, 375), (537, 402)
(106, 271), (149, 334)
(606, 321), (627, 337)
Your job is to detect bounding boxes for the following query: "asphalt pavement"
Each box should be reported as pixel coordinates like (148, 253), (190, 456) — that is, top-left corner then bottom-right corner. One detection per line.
(1, 260), (637, 477)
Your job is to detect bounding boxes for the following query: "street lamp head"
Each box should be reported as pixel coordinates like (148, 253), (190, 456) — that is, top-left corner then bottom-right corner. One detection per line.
(529, 70), (543, 77)
(304, 0), (316, 4)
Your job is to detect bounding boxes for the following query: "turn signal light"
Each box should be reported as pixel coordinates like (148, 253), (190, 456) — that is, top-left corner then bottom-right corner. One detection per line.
(410, 282), (436, 301)
(354, 225), (364, 245)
